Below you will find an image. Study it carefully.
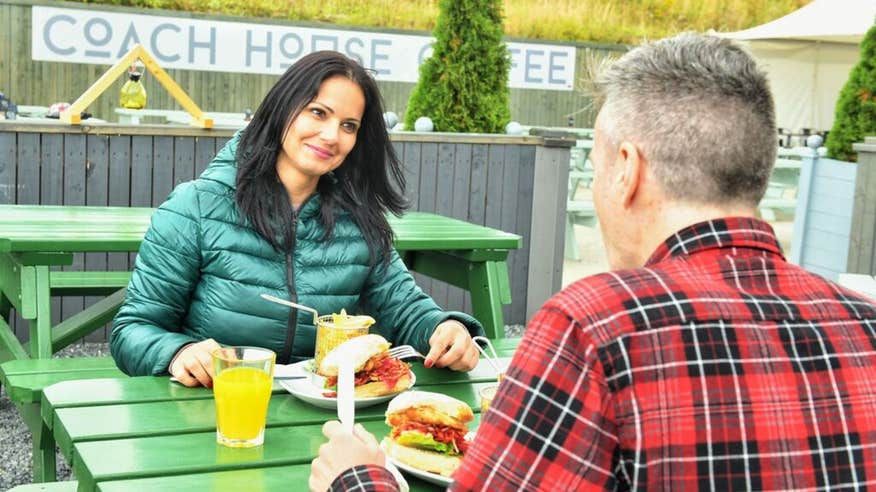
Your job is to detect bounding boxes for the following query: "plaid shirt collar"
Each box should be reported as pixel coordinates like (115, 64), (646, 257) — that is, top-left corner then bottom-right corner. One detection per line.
(645, 216), (785, 266)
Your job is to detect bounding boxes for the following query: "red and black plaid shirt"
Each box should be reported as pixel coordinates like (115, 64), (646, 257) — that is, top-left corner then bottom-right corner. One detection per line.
(331, 217), (876, 491)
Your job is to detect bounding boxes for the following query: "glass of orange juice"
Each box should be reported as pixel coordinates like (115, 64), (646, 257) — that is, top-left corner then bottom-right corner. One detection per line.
(314, 311), (374, 375)
(213, 346), (275, 448)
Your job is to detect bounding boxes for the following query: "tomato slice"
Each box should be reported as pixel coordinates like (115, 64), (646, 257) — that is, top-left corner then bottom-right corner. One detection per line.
(324, 353), (410, 391)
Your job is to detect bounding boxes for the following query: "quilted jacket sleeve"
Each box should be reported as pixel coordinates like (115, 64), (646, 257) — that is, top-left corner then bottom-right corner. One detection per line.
(110, 182), (204, 376)
(359, 249), (484, 354)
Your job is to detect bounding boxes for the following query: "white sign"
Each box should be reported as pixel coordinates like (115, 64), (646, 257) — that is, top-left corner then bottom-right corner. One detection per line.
(31, 6), (575, 91)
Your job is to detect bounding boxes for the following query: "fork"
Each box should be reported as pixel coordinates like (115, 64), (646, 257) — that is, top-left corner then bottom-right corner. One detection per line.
(388, 345), (426, 360)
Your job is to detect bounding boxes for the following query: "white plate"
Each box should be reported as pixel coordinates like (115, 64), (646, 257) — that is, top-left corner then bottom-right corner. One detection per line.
(277, 359), (415, 409)
(386, 455), (453, 487)
(380, 432), (474, 487)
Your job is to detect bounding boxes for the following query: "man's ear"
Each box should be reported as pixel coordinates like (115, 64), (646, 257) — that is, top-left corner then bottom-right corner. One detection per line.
(615, 141), (644, 208)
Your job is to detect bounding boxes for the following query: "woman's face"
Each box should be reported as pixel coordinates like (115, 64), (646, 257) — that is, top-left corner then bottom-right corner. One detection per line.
(277, 75), (366, 190)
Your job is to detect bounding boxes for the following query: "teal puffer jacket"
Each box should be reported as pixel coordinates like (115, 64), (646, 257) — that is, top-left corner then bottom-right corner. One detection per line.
(110, 134), (483, 376)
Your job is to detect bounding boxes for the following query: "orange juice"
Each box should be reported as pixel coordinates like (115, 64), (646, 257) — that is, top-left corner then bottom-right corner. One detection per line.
(479, 384), (499, 414)
(214, 366), (272, 443)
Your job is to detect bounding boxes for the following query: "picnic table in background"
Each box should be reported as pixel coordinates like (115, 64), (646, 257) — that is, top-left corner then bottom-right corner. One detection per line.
(114, 108), (249, 127)
(41, 337), (521, 491)
(758, 147), (806, 221)
(0, 205), (521, 365)
(563, 143), (810, 259)
(12, 105), (108, 124)
(565, 139), (596, 260)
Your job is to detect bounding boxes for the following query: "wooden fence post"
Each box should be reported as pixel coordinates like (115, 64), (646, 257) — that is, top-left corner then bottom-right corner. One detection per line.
(525, 132), (573, 322)
(849, 137), (876, 275)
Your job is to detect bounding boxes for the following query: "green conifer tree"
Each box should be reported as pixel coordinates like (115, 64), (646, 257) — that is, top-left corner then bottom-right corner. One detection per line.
(827, 24), (876, 162)
(404, 0), (511, 133)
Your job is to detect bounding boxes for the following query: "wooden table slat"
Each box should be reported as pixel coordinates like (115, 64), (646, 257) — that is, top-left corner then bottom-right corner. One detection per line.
(74, 403), (486, 486)
(43, 357), (510, 409)
(54, 380), (497, 459)
(0, 206), (520, 253)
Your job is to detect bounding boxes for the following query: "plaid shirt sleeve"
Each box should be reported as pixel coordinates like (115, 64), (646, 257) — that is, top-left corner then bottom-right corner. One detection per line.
(451, 303), (617, 491)
(329, 465), (401, 492)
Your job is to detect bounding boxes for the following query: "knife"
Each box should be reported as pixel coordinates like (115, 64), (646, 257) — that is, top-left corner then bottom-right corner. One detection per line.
(337, 359), (355, 432)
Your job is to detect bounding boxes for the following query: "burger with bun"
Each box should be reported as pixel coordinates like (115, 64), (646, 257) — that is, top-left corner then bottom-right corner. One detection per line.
(319, 334), (412, 398)
(381, 391), (474, 477)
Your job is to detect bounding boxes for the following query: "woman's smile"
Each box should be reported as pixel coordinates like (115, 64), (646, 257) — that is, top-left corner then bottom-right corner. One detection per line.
(305, 143), (335, 160)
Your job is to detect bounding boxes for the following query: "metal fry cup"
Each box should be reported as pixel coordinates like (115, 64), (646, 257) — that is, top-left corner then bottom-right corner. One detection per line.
(314, 313), (373, 375)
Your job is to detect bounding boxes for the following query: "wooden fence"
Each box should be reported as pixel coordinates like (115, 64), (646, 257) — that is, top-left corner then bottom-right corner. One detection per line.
(0, 121), (572, 342)
(849, 137), (876, 275)
(0, 0), (626, 128)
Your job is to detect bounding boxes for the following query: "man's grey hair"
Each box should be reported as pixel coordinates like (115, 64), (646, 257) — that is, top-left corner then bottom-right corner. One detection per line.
(594, 32), (776, 206)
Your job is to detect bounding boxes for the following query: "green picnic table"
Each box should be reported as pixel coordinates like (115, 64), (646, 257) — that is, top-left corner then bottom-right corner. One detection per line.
(41, 338), (521, 491)
(0, 205), (521, 364)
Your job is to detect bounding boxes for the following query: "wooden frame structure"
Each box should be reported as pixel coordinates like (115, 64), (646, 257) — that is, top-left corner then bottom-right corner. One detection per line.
(60, 44), (214, 128)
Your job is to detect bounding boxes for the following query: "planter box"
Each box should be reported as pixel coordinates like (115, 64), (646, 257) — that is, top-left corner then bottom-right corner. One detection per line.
(790, 149), (857, 280)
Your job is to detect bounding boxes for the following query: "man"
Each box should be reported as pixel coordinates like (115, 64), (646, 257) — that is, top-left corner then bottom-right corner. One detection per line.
(309, 32), (876, 491)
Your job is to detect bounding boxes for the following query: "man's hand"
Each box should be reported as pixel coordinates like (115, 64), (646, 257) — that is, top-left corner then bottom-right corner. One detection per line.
(309, 421), (386, 491)
(169, 338), (221, 387)
(425, 320), (479, 371)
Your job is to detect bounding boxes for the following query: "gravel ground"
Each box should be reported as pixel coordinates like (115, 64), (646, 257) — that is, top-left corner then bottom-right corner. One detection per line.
(0, 326), (525, 491)
(0, 342), (110, 491)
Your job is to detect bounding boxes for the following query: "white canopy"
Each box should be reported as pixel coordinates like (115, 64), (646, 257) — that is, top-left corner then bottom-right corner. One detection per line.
(719, 0), (876, 133)
(726, 0), (876, 43)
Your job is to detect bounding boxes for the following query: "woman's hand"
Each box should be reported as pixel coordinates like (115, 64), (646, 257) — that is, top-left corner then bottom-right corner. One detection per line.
(309, 421), (386, 492)
(169, 338), (221, 387)
(425, 320), (480, 371)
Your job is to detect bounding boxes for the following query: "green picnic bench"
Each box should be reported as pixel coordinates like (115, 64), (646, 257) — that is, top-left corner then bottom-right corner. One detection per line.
(0, 205), (520, 366)
(0, 204), (519, 482)
(1, 357), (125, 482)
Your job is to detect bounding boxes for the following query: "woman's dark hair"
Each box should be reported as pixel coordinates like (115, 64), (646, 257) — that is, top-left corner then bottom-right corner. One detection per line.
(236, 51), (407, 267)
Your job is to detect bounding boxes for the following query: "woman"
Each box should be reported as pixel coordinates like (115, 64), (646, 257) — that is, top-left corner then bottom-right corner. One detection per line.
(110, 51), (482, 387)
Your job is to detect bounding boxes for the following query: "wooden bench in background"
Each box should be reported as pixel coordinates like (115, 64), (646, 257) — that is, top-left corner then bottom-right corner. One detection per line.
(758, 156), (802, 221)
(8, 481), (78, 491)
(1, 357), (125, 482)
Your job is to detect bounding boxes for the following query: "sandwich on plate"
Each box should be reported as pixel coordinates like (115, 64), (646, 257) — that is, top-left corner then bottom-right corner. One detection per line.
(382, 391), (474, 477)
(319, 334), (412, 398)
